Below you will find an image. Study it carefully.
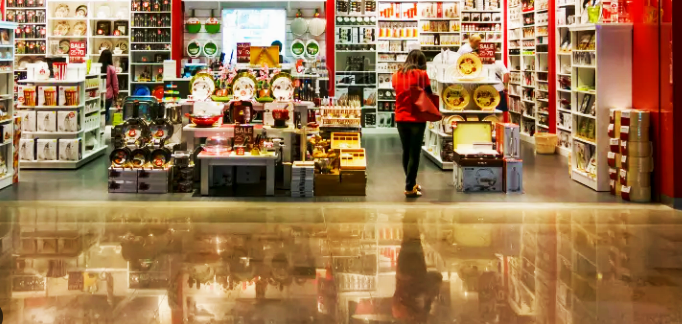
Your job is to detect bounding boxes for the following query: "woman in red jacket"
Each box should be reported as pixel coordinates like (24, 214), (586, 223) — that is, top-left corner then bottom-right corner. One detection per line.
(392, 50), (432, 197)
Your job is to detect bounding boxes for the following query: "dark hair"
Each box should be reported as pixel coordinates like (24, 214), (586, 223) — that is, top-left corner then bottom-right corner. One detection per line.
(271, 40), (283, 53)
(400, 50), (427, 73)
(99, 49), (113, 74)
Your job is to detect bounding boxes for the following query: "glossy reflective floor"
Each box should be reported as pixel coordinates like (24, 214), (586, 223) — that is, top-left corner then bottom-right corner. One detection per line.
(0, 135), (617, 203)
(0, 202), (679, 324)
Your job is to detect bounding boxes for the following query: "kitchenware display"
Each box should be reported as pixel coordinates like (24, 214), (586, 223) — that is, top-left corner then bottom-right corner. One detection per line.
(130, 147), (150, 167)
(291, 39), (305, 58)
(116, 42), (128, 52)
(270, 72), (294, 101)
(109, 147), (131, 167)
(64, 89), (79, 106)
(231, 72), (257, 101)
(290, 10), (308, 36)
(75, 5), (87, 17)
(54, 4), (69, 18)
(482, 114), (500, 123)
(203, 40), (218, 57)
(72, 21), (87, 36)
(54, 21), (70, 36)
(473, 85), (500, 110)
(186, 9), (201, 33)
(188, 114), (221, 127)
(306, 39), (320, 58)
(205, 136), (231, 154)
(152, 85), (164, 100)
(150, 147), (171, 167)
(133, 85), (151, 96)
(187, 40), (201, 58)
(456, 53), (483, 79)
(442, 115), (465, 134)
(441, 84), (469, 110)
(272, 108), (290, 128)
(58, 40), (70, 54)
(308, 9), (326, 36)
(98, 40), (113, 52)
(97, 5), (111, 18)
(190, 72), (215, 102)
(204, 9), (221, 34)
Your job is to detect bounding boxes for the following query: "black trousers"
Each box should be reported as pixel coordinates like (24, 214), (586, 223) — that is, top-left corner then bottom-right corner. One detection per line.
(397, 122), (426, 191)
(105, 98), (113, 124)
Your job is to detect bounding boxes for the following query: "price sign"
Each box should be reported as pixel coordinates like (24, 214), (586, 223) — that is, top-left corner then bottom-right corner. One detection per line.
(478, 43), (496, 64)
(69, 40), (86, 63)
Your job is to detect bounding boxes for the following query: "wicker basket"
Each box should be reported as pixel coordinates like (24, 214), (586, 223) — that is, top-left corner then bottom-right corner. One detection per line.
(535, 133), (558, 154)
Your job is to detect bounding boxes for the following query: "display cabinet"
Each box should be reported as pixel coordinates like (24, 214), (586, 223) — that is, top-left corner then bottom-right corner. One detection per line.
(568, 23), (631, 191)
(4, 0), (48, 76)
(129, 0), (172, 98)
(554, 0), (580, 156)
(0, 21), (18, 190)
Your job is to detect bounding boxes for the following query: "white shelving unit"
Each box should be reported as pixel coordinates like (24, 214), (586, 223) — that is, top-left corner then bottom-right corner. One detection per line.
(6, 5), (48, 70)
(568, 23), (632, 191)
(507, 0), (536, 143)
(129, 1), (172, 97)
(17, 76), (107, 169)
(555, 0), (579, 156)
(0, 22), (19, 190)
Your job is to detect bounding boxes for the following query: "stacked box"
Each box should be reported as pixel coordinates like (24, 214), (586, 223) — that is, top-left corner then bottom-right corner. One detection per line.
(314, 171), (367, 196)
(137, 169), (170, 194)
(617, 109), (653, 202)
(607, 108), (624, 196)
(291, 161), (314, 198)
(496, 123), (523, 193)
(108, 168), (137, 193)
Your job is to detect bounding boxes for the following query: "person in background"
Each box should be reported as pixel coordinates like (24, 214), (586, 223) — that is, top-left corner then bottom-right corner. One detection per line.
(271, 40), (286, 64)
(458, 34), (482, 55)
(99, 49), (118, 124)
(490, 59), (510, 121)
(392, 50), (432, 198)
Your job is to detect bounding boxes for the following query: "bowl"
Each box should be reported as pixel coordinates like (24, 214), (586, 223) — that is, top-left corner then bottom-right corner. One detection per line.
(188, 114), (220, 127)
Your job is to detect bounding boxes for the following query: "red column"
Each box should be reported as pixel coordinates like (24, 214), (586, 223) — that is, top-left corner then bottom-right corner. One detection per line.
(325, 1), (335, 96)
(171, 0), (184, 77)
(547, 0), (556, 133)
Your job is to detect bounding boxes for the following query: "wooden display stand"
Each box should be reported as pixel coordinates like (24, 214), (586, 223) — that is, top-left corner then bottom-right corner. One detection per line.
(314, 170), (366, 196)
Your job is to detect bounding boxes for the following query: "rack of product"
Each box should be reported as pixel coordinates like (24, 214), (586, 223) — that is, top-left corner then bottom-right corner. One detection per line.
(4, 0), (48, 76)
(16, 71), (107, 169)
(568, 24), (632, 191)
(554, 0), (578, 156)
(129, 0), (171, 98)
(0, 21), (19, 190)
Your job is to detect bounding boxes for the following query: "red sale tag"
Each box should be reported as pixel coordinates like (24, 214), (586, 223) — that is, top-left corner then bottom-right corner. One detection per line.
(479, 43), (496, 64)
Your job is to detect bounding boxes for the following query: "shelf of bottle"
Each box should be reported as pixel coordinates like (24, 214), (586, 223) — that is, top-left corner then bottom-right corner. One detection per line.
(131, 26), (172, 29)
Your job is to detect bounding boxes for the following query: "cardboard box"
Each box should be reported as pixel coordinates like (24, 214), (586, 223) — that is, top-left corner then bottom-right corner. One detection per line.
(37, 111), (57, 132)
(58, 110), (79, 132)
(38, 86), (58, 106)
(340, 170), (367, 184)
(108, 168), (137, 181)
(59, 139), (82, 161)
(18, 110), (36, 132)
(59, 86), (79, 106)
(19, 138), (36, 161)
(454, 164), (503, 192)
(0, 124), (11, 144)
(504, 159), (523, 193)
(137, 169), (170, 194)
(36, 139), (58, 161)
(108, 180), (137, 193)
(138, 169), (170, 182)
(495, 123), (520, 159)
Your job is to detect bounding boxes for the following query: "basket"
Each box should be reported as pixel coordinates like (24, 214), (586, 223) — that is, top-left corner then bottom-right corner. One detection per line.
(535, 133), (558, 154)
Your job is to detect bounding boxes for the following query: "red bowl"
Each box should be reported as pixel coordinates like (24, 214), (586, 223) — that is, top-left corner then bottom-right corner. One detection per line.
(190, 115), (221, 127)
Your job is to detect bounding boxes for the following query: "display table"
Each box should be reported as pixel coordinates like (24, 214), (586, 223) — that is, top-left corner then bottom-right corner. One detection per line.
(197, 152), (278, 196)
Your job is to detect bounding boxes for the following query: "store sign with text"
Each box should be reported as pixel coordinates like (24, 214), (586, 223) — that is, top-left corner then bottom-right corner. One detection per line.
(479, 43), (496, 64)
(69, 41), (86, 63)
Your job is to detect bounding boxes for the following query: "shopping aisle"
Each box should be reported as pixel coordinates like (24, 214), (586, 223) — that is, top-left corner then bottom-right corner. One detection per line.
(0, 133), (615, 203)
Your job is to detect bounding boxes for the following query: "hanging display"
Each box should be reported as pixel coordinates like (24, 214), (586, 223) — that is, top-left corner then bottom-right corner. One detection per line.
(290, 9), (308, 36)
(203, 40), (218, 58)
(205, 9), (221, 34)
(309, 9), (326, 36)
(187, 40), (202, 58)
(306, 39), (320, 58)
(291, 39), (305, 58)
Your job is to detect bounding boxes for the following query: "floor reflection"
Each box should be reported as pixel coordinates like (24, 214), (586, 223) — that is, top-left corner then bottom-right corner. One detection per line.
(0, 203), (680, 324)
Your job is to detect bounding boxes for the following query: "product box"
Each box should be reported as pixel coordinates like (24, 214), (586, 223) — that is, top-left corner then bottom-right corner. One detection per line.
(0, 124), (11, 144)
(17, 85), (27, 106)
(108, 180), (138, 193)
(19, 138), (36, 161)
(495, 123), (520, 159)
(503, 159), (523, 193)
(18, 110), (36, 132)
(38, 86), (58, 106)
(58, 110), (80, 132)
(36, 138), (57, 161)
(454, 165), (503, 192)
(59, 138), (82, 161)
(59, 86), (80, 106)
(36, 111), (57, 132)
(138, 169), (170, 194)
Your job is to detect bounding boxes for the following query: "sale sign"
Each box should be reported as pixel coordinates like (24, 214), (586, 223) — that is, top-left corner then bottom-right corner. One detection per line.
(478, 43), (496, 64)
(69, 40), (86, 63)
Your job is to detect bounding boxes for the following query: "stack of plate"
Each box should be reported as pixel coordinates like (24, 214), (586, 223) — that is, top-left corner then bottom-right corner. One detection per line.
(291, 161), (314, 198)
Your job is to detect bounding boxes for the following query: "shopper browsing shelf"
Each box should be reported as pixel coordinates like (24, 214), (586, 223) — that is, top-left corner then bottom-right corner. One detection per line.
(99, 50), (119, 124)
(458, 34), (482, 55)
(392, 50), (432, 198)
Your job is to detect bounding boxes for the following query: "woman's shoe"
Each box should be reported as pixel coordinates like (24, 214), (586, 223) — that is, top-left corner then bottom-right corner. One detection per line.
(404, 188), (422, 198)
(415, 184), (422, 192)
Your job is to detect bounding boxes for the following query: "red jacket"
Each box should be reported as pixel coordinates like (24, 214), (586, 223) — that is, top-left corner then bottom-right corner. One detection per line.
(392, 69), (431, 123)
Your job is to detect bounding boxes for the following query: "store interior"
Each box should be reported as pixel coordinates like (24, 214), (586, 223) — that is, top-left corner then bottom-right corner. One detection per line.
(0, 0), (657, 202)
